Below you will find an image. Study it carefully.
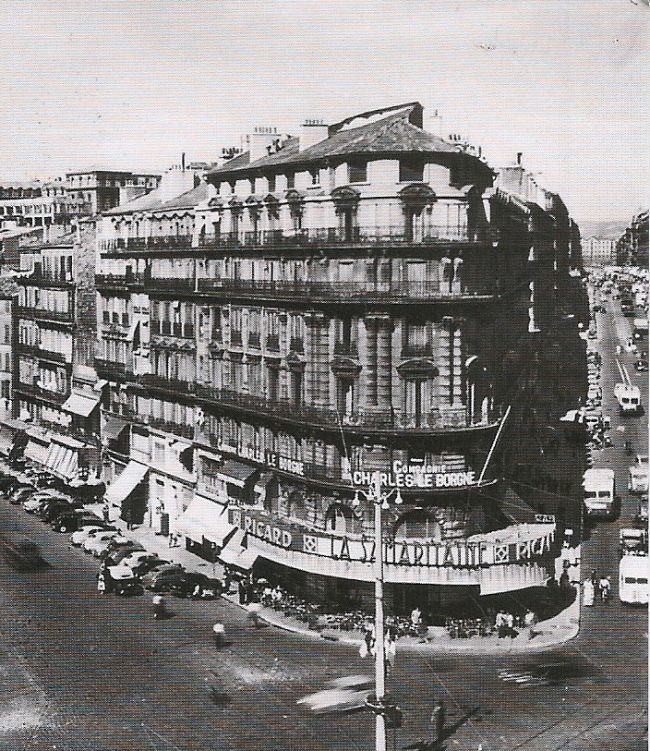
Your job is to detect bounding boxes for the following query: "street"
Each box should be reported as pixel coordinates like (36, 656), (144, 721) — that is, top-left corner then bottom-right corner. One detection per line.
(0, 292), (646, 751)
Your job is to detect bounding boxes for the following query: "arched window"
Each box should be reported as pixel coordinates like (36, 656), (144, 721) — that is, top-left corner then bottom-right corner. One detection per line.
(394, 510), (442, 541)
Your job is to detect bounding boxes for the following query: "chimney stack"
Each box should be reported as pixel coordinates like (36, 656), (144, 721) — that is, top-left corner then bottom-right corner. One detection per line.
(299, 119), (329, 151)
(516, 152), (522, 166)
(247, 127), (279, 161)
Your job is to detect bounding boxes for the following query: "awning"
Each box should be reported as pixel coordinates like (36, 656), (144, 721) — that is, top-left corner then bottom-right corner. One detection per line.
(103, 415), (129, 443)
(216, 460), (258, 489)
(501, 487), (542, 525)
(176, 495), (236, 545)
(126, 320), (140, 343)
(478, 562), (549, 596)
(62, 391), (101, 418)
(93, 379), (108, 392)
(254, 472), (275, 496)
(105, 460), (148, 506)
(219, 529), (259, 571)
(24, 437), (50, 466)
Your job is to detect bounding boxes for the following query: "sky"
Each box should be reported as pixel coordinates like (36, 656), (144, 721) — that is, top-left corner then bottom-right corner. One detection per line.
(0, 0), (647, 223)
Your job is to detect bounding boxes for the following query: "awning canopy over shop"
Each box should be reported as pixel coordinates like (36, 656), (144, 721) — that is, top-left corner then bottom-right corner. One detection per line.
(219, 528), (259, 571)
(24, 427), (51, 465)
(44, 435), (87, 481)
(105, 460), (148, 505)
(254, 472), (275, 497)
(478, 562), (549, 596)
(216, 460), (258, 489)
(62, 391), (101, 418)
(103, 416), (129, 443)
(176, 496), (236, 546)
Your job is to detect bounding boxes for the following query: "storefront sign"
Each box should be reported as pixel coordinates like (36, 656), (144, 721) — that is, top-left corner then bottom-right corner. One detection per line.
(352, 460), (476, 490)
(229, 508), (554, 568)
(265, 451), (305, 477)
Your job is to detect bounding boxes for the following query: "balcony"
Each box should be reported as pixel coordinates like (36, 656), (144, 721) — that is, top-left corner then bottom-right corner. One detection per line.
(195, 278), (500, 302)
(144, 277), (195, 293)
(189, 383), (501, 435)
(21, 272), (72, 289)
(99, 235), (194, 252)
(16, 342), (68, 365)
(147, 417), (194, 440)
(199, 225), (498, 250)
(16, 306), (73, 325)
(140, 373), (195, 394)
(14, 382), (68, 405)
(94, 358), (135, 381)
(95, 272), (145, 290)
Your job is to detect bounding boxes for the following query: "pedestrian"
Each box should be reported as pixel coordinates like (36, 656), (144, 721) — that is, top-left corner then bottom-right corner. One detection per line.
(582, 578), (595, 606)
(102, 563), (114, 594)
(599, 575), (611, 602)
(384, 629), (396, 676)
(238, 578), (247, 605)
(212, 622), (225, 649)
(410, 606), (422, 630)
(247, 601), (262, 628)
(168, 532), (175, 548)
(431, 699), (446, 743)
(152, 594), (165, 619)
(97, 571), (106, 595)
(559, 570), (570, 589)
(102, 504), (110, 523)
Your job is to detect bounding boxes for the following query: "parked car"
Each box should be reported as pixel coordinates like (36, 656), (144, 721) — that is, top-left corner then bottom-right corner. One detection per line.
(130, 557), (172, 578)
(52, 510), (102, 534)
(636, 498), (648, 526)
(9, 486), (35, 505)
(140, 563), (185, 591)
(83, 531), (122, 556)
(92, 535), (131, 559)
(102, 542), (146, 566)
(71, 525), (109, 547)
(165, 572), (222, 599)
(23, 491), (69, 514)
(297, 676), (374, 714)
(40, 500), (78, 524)
(113, 579), (144, 597)
(108, 551), (159, 579)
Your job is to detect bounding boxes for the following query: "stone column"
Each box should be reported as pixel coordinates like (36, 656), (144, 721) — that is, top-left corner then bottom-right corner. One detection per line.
(376, 315), (393, 410)
(364, 316), (379, 407)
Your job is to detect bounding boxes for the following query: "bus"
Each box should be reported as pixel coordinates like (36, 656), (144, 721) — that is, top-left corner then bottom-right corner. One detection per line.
(614, 383), (642, 416)
(582, 468), (616, 519)
(619, 555), (648, 606)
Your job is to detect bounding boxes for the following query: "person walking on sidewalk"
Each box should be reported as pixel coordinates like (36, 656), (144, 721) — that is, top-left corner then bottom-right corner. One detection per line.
(247, 601), (262, 628)
(212, 622), (225, 649)
(97, 571), (106, 595)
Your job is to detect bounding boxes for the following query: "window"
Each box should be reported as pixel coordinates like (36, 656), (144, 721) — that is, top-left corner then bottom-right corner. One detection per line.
(399, 158), (424, 183)
(267, 175), (276, 193)
(310, 169), (320, 186)
(348, 161), (367, 184)
(286, 172), (295, 189)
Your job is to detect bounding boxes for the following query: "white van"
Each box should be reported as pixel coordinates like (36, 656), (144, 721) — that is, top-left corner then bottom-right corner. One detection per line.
(583, 468), (616, 518)
(614, 383), (642, 416)
(619, 555), (649, 606)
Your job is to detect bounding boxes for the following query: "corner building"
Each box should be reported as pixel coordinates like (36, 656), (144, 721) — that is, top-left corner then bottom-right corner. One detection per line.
(97, 103), (573, 616)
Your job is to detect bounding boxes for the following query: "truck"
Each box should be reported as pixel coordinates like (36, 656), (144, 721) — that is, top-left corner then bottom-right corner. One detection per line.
(582, 468), (616, 519)
(614, 382), (642, 416)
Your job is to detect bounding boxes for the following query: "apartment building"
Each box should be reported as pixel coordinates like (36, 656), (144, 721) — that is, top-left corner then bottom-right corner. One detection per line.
(96, 103), (580, 615)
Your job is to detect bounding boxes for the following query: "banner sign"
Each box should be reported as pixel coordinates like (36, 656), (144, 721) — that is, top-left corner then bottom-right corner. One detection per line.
(228, 508), (555, 569)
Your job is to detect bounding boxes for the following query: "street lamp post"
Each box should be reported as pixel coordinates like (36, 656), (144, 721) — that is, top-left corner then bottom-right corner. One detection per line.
(353, 471), (403, 751)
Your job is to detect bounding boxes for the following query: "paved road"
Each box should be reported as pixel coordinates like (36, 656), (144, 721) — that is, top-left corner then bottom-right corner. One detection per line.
(0, 294), (645, 751)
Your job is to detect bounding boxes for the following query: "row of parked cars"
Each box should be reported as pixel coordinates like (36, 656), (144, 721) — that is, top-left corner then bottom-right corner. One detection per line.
(0, 467), (222, 599)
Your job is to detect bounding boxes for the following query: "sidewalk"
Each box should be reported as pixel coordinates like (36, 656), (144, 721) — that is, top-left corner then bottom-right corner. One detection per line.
(90, 505), (582, 656)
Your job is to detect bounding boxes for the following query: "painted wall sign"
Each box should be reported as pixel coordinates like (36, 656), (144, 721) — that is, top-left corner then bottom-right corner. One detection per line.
(352, 460), (476, 490)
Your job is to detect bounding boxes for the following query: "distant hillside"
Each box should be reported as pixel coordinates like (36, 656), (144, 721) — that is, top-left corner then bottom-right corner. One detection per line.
(579, 219), (630, 240)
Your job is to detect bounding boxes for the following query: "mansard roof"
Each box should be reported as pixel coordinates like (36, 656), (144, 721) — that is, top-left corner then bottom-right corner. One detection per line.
(208, 102), (465, 179)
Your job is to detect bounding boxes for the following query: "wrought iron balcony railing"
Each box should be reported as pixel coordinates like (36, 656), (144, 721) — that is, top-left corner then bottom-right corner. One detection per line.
(99, 235), (194, 251)
(195, 278), (498, 301)
(16, 306), (73, 324)
(95, 272), (145, 289)
(15, 342), (68, 364)
(140, 375), (501, 434)
(14, 381), (69, 405)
